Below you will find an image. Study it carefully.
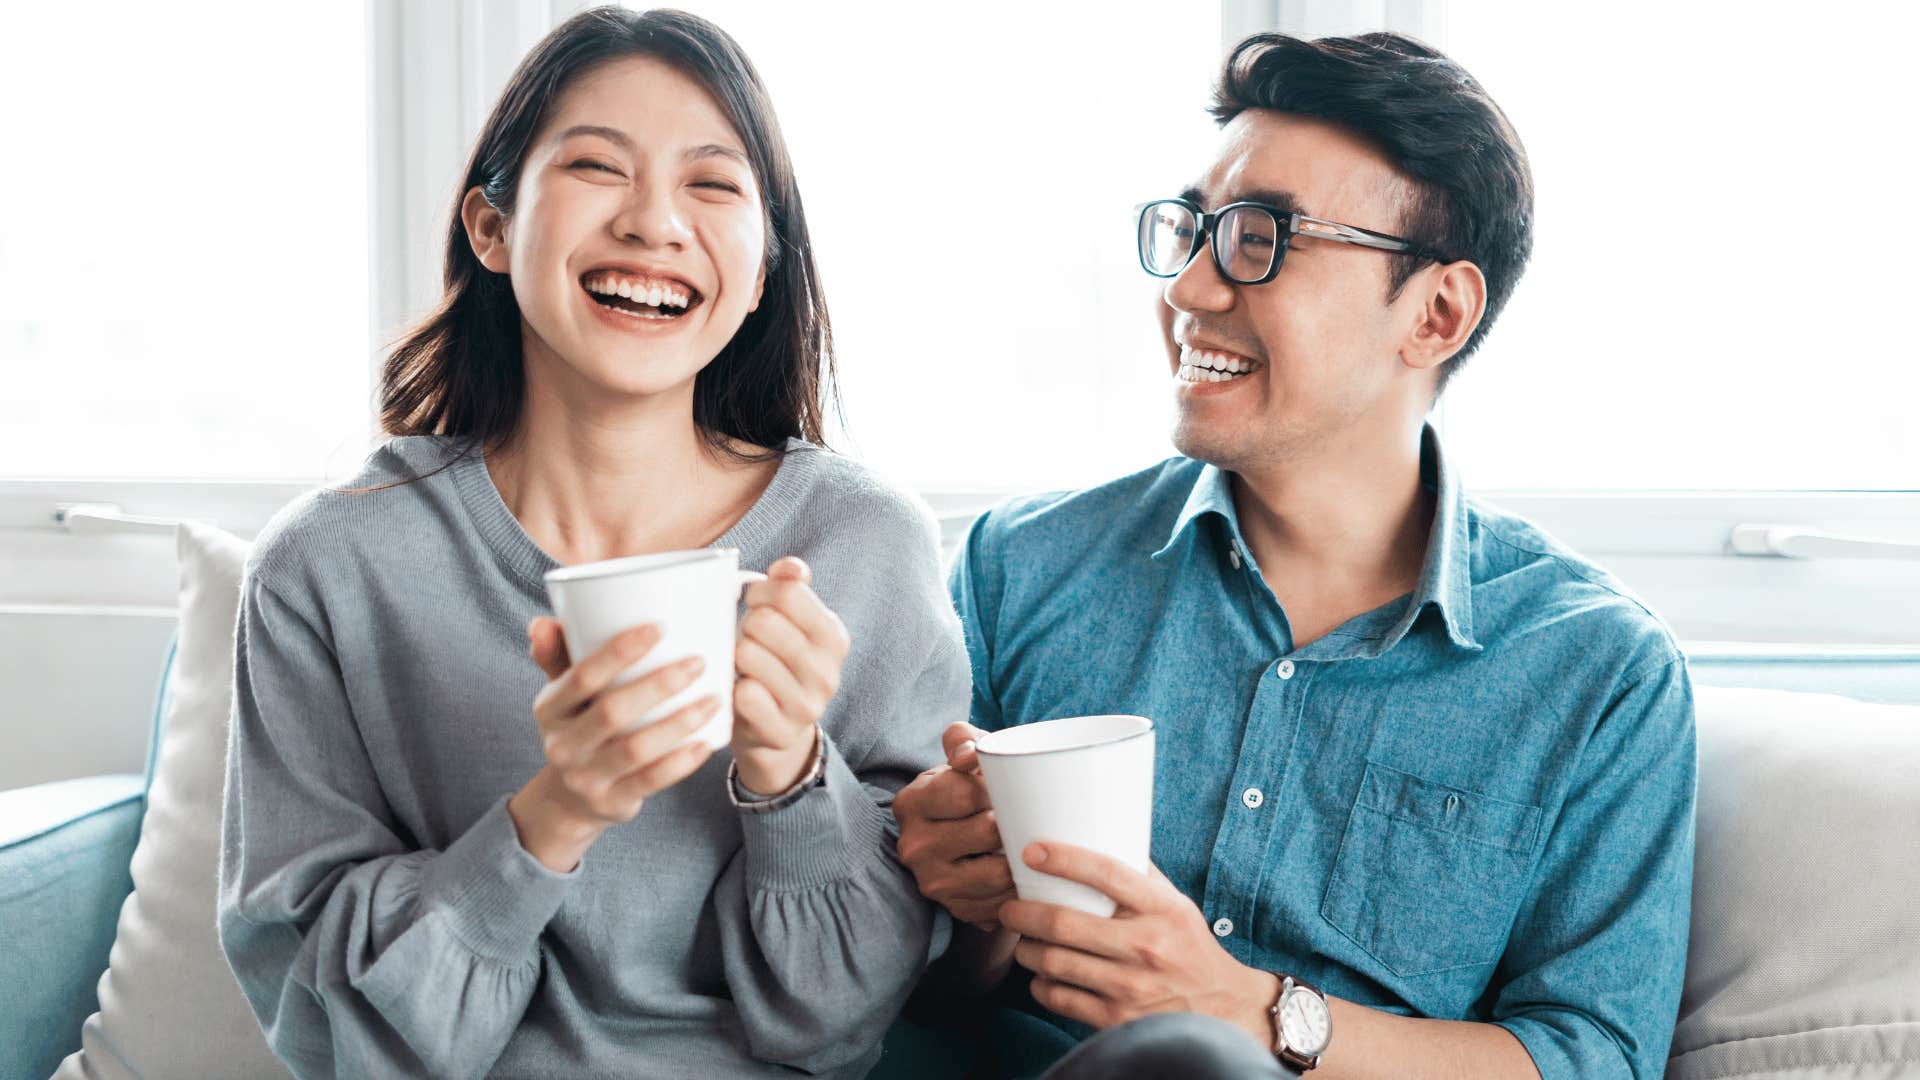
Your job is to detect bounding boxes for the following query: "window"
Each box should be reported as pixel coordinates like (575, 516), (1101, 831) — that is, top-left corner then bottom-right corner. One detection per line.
(1436, 2), (1920, 491)
(0, 4), (371, 480)
(651, 0), (1223, 492)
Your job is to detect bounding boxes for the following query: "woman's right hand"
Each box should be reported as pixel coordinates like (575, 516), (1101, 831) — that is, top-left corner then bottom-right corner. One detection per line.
(507, 617), (720, 872)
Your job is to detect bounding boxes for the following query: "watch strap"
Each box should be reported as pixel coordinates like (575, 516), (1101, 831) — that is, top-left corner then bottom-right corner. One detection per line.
(1268, 972), (1327, 1072)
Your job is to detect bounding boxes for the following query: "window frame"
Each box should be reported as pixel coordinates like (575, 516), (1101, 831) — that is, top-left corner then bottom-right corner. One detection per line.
(4, 0), (1914, 649)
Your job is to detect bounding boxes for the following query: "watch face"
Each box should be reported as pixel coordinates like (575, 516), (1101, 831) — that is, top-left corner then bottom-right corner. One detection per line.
(1280, 988), (1332, 1056)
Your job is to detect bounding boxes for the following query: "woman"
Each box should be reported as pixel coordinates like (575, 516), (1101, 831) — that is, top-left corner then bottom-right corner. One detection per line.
(216, 8), (967, 1077)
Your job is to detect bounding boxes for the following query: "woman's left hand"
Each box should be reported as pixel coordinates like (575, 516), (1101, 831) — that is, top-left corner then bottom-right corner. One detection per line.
(733, 556), (851, 795)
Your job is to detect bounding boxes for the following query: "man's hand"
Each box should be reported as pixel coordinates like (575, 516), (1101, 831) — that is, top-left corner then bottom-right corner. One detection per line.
(892, 721), (1018, 929)
(998, 842), (1279, 1044)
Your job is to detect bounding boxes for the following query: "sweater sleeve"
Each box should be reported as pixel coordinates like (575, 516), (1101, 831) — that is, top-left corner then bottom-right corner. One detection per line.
(217, 570), (579, 1080)
(710, 544), (970, 1074)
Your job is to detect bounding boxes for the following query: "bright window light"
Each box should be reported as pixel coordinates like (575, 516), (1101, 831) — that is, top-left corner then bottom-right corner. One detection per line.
(650, 1), (1222, 491)
(0, 3), (370, 480)
(1439, 2), (1919, 491)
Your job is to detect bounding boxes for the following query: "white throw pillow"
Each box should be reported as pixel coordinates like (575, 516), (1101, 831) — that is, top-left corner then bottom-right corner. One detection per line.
(1667, 686), (1920, 1079)
(55, 522), (290, 1079)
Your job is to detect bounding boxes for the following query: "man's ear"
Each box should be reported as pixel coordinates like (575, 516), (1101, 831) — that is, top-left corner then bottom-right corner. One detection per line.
(1401, 260), (1487, 373)
(461, 186), (512, 274)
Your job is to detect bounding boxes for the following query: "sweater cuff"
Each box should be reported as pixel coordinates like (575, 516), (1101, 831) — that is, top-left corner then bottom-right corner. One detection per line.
(736, 733), (892, 891)
(419, 794), (581, 962)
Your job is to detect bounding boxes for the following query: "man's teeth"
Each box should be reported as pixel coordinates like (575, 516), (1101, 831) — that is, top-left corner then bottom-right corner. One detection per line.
(1178, 347), (1257, 383)
(583, 274), (692, 309)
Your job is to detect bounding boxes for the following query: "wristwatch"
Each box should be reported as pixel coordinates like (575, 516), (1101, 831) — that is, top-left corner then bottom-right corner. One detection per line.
(1267, 972), (1332, 1072)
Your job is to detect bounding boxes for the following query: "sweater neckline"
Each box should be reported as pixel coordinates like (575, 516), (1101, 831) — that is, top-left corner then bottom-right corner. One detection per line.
(447, 437), (821, 598)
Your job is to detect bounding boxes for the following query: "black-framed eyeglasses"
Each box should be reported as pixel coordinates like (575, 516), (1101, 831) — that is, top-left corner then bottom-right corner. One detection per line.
(1134, 197), (1449, 286)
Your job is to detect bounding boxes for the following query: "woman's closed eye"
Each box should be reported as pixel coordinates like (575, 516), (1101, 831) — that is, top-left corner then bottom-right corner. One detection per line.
(569, 159), (624, 177)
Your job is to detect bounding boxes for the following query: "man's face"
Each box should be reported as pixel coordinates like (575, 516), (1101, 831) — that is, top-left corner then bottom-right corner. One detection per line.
(1163, 110), (1434, 470)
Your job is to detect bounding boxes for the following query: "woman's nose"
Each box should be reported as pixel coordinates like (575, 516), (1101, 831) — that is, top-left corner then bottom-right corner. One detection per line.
(610, 181), (692, 249)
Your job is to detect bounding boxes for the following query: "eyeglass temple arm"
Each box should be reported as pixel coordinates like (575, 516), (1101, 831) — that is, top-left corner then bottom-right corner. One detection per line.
(1294, 214), (1441, 258)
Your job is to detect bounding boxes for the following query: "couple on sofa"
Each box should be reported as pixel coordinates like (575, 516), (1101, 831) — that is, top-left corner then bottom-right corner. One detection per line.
(217, 7), (1695, 1078)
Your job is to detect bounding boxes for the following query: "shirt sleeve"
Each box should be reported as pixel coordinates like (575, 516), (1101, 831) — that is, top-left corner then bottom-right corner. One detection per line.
(218, 571), (579, 1080)
(948, 510), (1006, 733)
(711, 527), (971, 1074)
(1489, 654), (1697, 1080)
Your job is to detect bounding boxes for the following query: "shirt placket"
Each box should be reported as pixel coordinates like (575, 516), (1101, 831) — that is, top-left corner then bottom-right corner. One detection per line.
(1198, 531), (1311, 964)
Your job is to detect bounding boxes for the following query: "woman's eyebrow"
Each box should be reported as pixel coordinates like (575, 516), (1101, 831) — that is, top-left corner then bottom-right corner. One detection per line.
(684, 143), (747, 166)
(555, 123), (632, 149)
(551, 126), (744, 167)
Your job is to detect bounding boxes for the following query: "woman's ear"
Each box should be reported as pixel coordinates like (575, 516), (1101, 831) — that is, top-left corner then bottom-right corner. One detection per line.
(461, 186), (512, 274)
(747, 265), (766, 314)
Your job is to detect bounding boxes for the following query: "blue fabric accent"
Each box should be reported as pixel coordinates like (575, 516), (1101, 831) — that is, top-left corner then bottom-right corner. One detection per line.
(143, 634), (179, 792)
(950, 424), (1698, 1079)
(1687, 649), (1920, 706)
(0, 775), (145, 1080)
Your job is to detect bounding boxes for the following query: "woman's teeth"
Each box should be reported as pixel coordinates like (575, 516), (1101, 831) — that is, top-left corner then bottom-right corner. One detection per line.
(1178, 348), (1256, 383)
(582, 272), (695, 318)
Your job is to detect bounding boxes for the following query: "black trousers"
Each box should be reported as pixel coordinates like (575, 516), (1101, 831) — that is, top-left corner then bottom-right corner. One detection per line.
(1039, 1012), (1298, 1080)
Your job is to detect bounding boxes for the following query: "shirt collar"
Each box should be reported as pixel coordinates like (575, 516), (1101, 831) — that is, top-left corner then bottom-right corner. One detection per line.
(1150, 423), (1480, 654)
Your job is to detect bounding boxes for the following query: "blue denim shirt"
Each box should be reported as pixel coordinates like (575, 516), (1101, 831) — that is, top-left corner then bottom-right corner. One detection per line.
(949, 426), (1696, 1079)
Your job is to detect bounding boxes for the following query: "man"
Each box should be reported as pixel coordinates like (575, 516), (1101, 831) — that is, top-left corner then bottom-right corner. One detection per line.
(892, 31), (1695, 1080)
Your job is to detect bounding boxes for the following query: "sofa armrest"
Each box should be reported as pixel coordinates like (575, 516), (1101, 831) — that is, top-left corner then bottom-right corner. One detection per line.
(0, 774), (146, 1080)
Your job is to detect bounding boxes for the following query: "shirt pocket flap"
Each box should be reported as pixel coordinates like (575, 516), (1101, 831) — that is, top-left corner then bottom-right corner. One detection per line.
(1357, 761), (1541, 854)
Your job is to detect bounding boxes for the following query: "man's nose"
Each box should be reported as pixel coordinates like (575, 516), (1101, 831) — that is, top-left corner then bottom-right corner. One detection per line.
(1163, 239), (1235, 315)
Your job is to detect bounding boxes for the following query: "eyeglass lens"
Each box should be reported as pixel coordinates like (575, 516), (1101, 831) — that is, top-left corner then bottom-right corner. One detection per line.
(1139, 202), (1282, 283)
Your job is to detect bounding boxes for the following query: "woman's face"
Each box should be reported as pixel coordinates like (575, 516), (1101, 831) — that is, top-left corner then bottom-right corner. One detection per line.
(477, 56), (767, 402)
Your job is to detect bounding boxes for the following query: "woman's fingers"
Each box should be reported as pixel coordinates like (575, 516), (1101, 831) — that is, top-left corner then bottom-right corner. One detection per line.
(734, 635), (816, 722)
(571, 695), (720, 793)
(537, 623), (661, 720)
(743, 562), (850, 656)
(527, 617), (571, 681)
(606, 737), (716, 807)
(545, 654), (706, 762)
(740, 605), (835, 696)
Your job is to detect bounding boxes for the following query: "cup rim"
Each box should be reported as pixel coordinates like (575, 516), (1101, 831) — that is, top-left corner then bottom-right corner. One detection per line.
(543, 547), (737, 586)
(975, 714), (1155, 758)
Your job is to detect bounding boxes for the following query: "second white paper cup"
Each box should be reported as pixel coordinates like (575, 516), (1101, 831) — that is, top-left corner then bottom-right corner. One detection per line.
(976, 714), (1155, 917)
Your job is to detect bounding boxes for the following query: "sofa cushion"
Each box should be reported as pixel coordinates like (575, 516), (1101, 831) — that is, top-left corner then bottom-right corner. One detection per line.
(1667, 686), (1920, 1079)
(55, 522), (289, 1079)
(0, 775), (144, 1080)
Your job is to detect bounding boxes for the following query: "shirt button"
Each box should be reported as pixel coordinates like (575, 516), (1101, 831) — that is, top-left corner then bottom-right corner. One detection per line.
(1242, 787), (1264, 809)
(1228, 546), (1243, 570)
(1212, 917), (1234, 937)
(1276, 659), (1296, 680)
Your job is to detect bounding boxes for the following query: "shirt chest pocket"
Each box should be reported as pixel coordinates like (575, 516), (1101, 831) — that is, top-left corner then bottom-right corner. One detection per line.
(1320, 761), (1543, 979)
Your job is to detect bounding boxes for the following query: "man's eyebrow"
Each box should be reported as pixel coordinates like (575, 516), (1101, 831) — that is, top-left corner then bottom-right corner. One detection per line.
(1229, 188), (1304, 215)
(1176, 185), (1305, 216)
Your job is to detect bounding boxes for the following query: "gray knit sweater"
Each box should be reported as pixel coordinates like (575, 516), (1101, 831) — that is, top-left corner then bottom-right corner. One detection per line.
(217, 436), (967, 1079)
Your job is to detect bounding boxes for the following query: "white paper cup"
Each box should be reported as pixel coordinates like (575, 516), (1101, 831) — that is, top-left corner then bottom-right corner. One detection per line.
(975, 714), (1155, 917)
(543, 549), (763, 751)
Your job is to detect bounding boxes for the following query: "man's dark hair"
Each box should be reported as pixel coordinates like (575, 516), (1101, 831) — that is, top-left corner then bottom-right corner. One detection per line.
(1212, 32), (1533, 390)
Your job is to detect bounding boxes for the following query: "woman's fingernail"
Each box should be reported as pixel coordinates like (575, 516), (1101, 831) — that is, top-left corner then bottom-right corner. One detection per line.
(958, 740), (975, 756)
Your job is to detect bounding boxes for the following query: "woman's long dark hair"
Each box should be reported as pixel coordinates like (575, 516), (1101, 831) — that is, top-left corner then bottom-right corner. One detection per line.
(380, 6), (835, 465)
